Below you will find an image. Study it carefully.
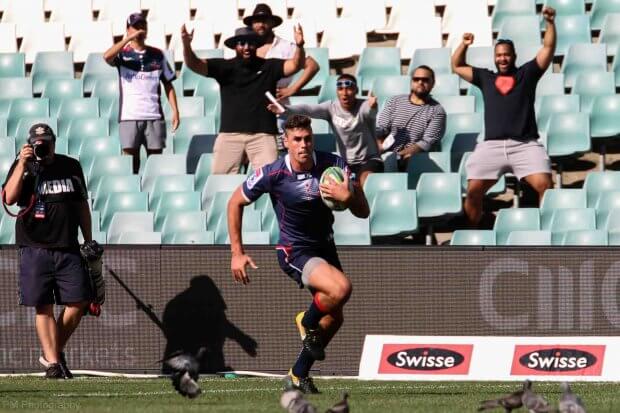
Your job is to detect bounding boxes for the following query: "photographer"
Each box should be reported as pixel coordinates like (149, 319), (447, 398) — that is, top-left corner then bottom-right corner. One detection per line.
(2, 123), (92, 379)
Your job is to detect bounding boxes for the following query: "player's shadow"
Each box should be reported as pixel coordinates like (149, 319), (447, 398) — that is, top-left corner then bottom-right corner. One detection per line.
(161, 275), (257, 374)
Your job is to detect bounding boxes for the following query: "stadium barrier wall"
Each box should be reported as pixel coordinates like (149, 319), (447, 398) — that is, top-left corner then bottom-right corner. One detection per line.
(1, 246), (620, 375)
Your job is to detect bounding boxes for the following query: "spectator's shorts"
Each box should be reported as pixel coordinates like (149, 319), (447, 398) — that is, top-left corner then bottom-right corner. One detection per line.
(212, 132), (278, 174)
(119, 119), (167, 150)
(276, 244), (343, 290)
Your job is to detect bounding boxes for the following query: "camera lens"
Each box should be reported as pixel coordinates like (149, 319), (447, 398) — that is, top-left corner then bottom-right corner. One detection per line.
(33, 142), (50, 159)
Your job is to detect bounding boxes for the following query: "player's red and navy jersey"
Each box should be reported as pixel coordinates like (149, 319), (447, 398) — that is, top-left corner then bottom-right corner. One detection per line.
(241, 151), (351, 248)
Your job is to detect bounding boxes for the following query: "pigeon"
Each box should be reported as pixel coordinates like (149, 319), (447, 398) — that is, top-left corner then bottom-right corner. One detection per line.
(558, 382), (586, 413)
(280, 390), (318, 413)
(160, 348), (205, 399)
(521, 380), (556, 413)
(478, 388), (524, 412)
(325, 392), (349, 413)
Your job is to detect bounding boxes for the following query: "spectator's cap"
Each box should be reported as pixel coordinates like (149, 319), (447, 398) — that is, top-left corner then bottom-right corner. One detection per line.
(224, 27), (266, 49)
(243, 3), (283, 28)
(28, 123), (56, 143)
(127, 12), (147, 28)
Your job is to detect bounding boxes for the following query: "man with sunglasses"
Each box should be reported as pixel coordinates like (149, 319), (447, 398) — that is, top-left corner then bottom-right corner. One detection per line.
(375, 65), (447, 171)
(267, 74), (382, 186)
(452, 7), (557, 226)
(182, 24), (306, 174)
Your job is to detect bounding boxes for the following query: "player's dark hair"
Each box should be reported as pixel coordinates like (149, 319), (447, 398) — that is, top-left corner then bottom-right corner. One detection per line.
(413, 65), (435, 82)
(284, 114), (312, 131)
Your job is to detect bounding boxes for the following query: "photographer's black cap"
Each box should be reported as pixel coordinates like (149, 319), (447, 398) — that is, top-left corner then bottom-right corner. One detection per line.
(28, 123), (56, 144)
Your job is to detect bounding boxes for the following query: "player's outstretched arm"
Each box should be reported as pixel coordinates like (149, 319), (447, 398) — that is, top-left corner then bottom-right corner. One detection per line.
(536, 6), (556, 71)
(451, 33), (474, 83)
(228, 187), (257, 285)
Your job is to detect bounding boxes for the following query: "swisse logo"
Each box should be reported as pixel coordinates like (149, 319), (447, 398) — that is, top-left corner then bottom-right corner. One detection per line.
(511, 345), (605, 376)
(521, 349), (595, 372)
(378, 344), (473, 375)
(387, 348), (463, 370)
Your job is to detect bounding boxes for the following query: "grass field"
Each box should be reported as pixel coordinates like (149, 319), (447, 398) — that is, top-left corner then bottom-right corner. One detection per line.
(0, 377), (619, 412)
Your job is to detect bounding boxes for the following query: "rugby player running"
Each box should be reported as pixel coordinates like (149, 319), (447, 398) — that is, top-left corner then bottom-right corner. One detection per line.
(227, 114), (369, 393)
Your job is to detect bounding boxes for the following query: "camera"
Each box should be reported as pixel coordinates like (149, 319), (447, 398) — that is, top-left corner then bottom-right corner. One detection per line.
(31, 141), (51, 160)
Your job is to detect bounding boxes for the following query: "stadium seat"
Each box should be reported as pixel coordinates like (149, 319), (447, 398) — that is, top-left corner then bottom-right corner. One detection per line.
(149, 174), (196, 208)
(81, 53), (117, 94)
(42, 79), (84, 116)
(0, 24), (17, 53)
(319, 18), (367, 60)
(13, 118), (57, 147)
(193, 153), (213, 190)
(598, 13), (620, 56)
(466, 85), (484, 113)
(107, 211), (154, 243)
(0, 136), (14, 158)
(369, 189), (418, 237)
(161, 210), (211, 244)
(355, 47), (401, 91)
(396, 17), (443, 60)
(446, 17), (494, 52)
(332, 209), (371, 245)
(154, 190), (201, 231)
(409, 48), (452, 77)
(171, 117), (217, 153)
(163, 97), (205, 120)
(491, 0), (537, 32)
(451, 230), (496, 246)
(141, 154), (186, 193)
(407, 152), (451, 189)
(535, 94), (580, 133)
(91, 77), (120, 117)
(30, 51), (75, 95)
(363, 172), (408, 207)
(339, 0), (387, 33)
(458, 152), (506, 197)
(505, 230), (552, 245)
(561, 44), (606, 89)
(561, 229), (608, 245)
(590, 95), (620, 140)
(96, 0), (141, 36)
(590, 0), (620, 31)
(571, 71), (616, 113)
(547, 208), (597, 243)
(291, 0), (338, 33)
(442, 0), (487, 34)
(543, 0), (585, 16)
(65, 118), (109, 152)
(464, 47), (495, 72)
(554, 15), (592, 57)
(201, 175), (247, 211)
(169, 21), (216, 62)
(0, 215), (16, 243)
(0, 53), (24, 77)
(432, 74), (460, 97)
(77, 137), (121, 171)
(48, 0), (95, 37)
(279, 47), (325, 92)
(7, 98), (49, 136)
(180, 49), (224, 92)
(540, 188), (586, 229)
(146, 0), (191, 35)
(93, 175), (141, 210)
(378, 0), (435, 35)
(87, 155), (133, 192)
(494, 207), (541, 245)
(67, 21), (114, 63)
(496, 16), (542, 50)
(19, 24), (66, 66)
(433, 96), (475, 114)
(209, 192), (263, 244)
(440, 112), (484, 155)
(115, 231), (162, 244)
(544, 112), (590, 158)
(1, 0), (45, 38)
(0, 155), (16, 181)
(598, 206), (620, 231)
(614, 54), (620, 87)
(57, 98), (100, 136)
(536, 73), (566, 97)
(194, 0), (239, 35)
(416, 172), (462, 218)
(101, 192), (149, 231)
(584, 171), (620, 209)
(191, 77), (221, 115)
(370, 76), (410, 109)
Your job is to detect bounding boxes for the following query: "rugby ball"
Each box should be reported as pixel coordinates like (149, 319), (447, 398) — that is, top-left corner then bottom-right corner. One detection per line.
(319, 166), (352, 211)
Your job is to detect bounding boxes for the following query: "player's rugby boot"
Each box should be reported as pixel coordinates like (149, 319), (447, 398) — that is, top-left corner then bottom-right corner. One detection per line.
(295, 311), (325, 361)
(284, 369), (320, 394)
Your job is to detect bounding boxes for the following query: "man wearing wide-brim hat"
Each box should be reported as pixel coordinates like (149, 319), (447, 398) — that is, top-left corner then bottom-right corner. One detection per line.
(181, 21), (306, 174)
(244, 3), (319, 154)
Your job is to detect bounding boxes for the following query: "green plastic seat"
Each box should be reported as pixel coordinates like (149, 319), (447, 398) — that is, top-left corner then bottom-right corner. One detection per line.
(491, 0), (537, 32)
(0, 118), (6, 137)
(141, 154), (186, 192)
(318, 75), (340, 103)
(494, 208), (541, 245)
(171, 116), (217, 147)
(535, 94), (580, 133)
(496, 15), (541, 49)
(614, 54), (620, 87)
(115, 231), (162, 244)
(0, 215), (16, 244)
(584, 171), (620, 208)
(547, 208), (597, 243)
(79, 230), (107, 244)
(465, 47), (494, 72)
(31, 51), (75, 94)
(180, 49), (224, 92)
(363, 172), (408, 207)
(154, 190), (201, 231)
(333, 209), (371, 245)
(591, 0), (620, 30)
(194, 153), (213, 191)
(541, 188), (586, 229)
(208, 191), (263, 244)
(7, 98), (49, 136)
(169, 230), (215, 244)
(432, 74), (460, 97)
(0, 53), (25, 77)
(201, 175), (247, 211)
(458, 152), (506, 196)
(355, 47), (402, 91)
(193, 79), (221, 124)
(65, 118), (109, 152)
(101, 192), (149, 231)
(0, 77), (31, 101)
(57, 98), (100, 137)
(433, 95), (475, 114)
(544, 0), (585, 16)
(186, 134), (217, 174)
(369, 189), (418, 237)
(506, 230), (551, 245)
(536, 73), (566, 97)
(561, 229), (608, 246)
(599, 13), (620, 57)
(545, 112), (590, 158)
(289, 47), (329, 91)
(0, 137), (15, 157)
(561, 44), (606, 88)
(450, 230), (496, 246)
(466, 85), (484, 113)
(77, 137), (120, 170)
(149, 175), (195, 209)
(554, 15), (592, 56)
(82, 53), (117, 94)
(91, 76), (119, 116)
(93, 175), (141, 210)
(161, 210), (209, 243)
(106, 211), (153, 243)
(416, 173), (462, 218)
(590, 95), (620, 139)
(408, 48), (451, 76)
(440, 112), (483, 154)
(13, 117), (57, 145)
(42, 79), (84, 116)
(370, 75), (409, 108)
(163, 96), (205, 119)
(598, 206), (620, 231)
(407, 152), (451, 189)
(0, 155), (16, 181)
(571, 70), (616, 113)
(87, 155), (133, 192)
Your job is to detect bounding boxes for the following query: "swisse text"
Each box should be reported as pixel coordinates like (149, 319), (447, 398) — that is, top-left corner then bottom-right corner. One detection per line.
(387, 348), (464, 370)
(520, 349), (596, 372)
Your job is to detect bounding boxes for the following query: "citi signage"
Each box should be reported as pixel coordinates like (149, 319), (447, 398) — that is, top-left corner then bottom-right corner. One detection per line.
(378, 344), (473, 375)
(511, 345), (605, 376)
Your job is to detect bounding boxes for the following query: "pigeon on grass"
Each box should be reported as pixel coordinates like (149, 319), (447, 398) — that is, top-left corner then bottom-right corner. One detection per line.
(160, 348), (205, 399)
(478, 387), (524, 412)
(558, 382), (586, 413)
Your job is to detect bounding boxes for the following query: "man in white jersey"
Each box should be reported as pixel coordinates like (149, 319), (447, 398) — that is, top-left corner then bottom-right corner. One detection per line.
(103, 12), (180, 173)
(245, 4), (319, 152)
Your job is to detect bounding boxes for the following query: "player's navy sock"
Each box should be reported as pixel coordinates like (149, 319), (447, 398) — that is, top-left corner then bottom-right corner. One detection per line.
(292, 348), (315, 378)
(301, 295), (327, 329)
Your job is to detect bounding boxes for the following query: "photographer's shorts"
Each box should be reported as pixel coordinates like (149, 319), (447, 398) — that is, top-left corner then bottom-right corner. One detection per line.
(212, 132), (278, 174)
(18, 247), (92, 306)
(465, 138), (551, 181)
(119, 119), (166, 150)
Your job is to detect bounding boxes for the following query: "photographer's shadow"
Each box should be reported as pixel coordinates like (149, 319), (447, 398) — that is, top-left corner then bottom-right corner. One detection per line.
(161, 275), (257, 373)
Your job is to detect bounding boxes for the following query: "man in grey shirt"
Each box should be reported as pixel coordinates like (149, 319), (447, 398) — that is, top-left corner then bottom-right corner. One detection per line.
(376, 65), (446, 172)
(268, 74), (382, 186)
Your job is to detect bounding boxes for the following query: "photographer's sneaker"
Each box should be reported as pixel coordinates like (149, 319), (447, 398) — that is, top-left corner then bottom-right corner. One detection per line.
(295, 312), (325, 361)
(45, 363), (66, 379)
(59, 352), (73, 379)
